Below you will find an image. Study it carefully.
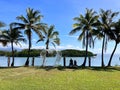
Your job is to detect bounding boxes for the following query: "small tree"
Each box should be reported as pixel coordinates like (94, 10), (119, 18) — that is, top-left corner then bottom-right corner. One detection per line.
(37, 25), (60, 56)
(0, 26), (26, 67)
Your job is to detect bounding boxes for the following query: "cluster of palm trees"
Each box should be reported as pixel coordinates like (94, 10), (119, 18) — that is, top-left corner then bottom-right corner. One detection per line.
(0, 8), (120, 67)
(0, 8), (60, 67)
(70, 8), (120, 67)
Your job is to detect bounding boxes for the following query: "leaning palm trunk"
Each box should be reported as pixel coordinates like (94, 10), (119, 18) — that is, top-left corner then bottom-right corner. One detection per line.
(81, 31), (88, 67)
(41, 43), (48, 67)
(46, 43), (49, 57)
(11, 41), (15, 67)
(107, 42), (118, 67)
(101, 35), (105, 67)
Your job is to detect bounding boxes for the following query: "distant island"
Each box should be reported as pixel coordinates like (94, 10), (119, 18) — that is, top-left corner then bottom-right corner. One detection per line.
(0, 49), (96, 57)
(62, 49), (96, 57)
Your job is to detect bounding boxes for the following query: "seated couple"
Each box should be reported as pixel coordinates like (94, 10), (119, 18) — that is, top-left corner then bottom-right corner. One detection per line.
(69, 58), (78, 68)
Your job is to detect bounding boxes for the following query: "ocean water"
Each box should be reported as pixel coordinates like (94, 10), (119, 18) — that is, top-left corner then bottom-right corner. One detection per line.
(0, 54), (120, 67)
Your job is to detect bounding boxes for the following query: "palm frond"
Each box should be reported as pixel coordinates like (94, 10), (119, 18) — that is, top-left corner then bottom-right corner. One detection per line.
(0, 40), (8, 46)
(36, 38), (44, 43)
(78, 30), (85, 41)
(51, 42), (56, 49)
(82, 35), (86, 48)
(48, 25), (54, 38)
(10, 22), (25, 29)
(69, 26), (82, 35)
(53, 37), (60, 45)
(16, 15), (28, 23)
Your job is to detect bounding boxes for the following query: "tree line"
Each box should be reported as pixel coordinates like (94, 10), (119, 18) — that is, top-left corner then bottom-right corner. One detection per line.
(0, 49), (95, 57)
(70, 9), (120, 67)
(0, 8), (120, 67)
(0, 8), (60, 67)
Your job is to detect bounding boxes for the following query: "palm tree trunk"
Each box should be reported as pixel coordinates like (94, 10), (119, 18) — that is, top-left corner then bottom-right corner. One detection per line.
(46, 39), (49, 57)
(25, 44), (30, 66)
(11, 41), (14, 67)
(107, 42), (117, 67)
(81, 31), (88, 67)
(32, 57), (34, 66)
(25, 30), (31, 66)
(101, 35), (105, 67)
(88, 57), (91, 67)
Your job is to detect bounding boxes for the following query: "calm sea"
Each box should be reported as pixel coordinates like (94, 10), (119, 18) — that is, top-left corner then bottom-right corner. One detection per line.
(0, 54), (120, 67)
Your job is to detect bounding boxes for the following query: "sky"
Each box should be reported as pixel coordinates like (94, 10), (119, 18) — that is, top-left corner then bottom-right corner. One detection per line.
(0, 0), (120, 54)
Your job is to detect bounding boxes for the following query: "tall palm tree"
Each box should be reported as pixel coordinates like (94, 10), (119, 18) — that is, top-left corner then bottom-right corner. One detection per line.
(37, 25), (60, 56)
(107, 19), (120, 66)
(11, 8), (46, 66)
(0, 27), (26, 67)
(69, 8), (99, 67)
(99, 9), (119, 67)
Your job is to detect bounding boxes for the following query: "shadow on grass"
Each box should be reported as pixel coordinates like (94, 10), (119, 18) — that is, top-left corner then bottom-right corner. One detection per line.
(34, 66), (120, 72)
(34, 66), (66, 71)
(0, 66), (120, 72)
(71, 66), (120, 72)
(0, 66), (22, 69)
(91, 66), (120, 72)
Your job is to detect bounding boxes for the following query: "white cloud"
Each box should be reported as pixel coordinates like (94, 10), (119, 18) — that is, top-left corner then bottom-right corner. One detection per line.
(64, 34), (79, 39)
(32, 39), (37, 42)
(55, 45), (82, 50)
(1, 41), (120, 55)
(21, 44), (83, 51)
(68, 35), (78, 39)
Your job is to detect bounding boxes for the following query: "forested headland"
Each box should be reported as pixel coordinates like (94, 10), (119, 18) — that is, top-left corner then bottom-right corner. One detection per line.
(0, 49), (96, 57)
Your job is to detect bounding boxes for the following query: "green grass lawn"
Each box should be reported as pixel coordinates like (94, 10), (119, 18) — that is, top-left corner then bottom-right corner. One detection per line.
(0, 66), (120, 90)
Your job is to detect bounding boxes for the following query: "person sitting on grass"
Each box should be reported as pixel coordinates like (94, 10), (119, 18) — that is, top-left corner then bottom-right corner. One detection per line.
(69, 58), (73, 67)
(73, 60), (78, 67)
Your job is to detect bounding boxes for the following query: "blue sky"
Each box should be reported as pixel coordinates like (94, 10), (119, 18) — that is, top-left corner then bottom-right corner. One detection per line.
(0, 0), (120, 54)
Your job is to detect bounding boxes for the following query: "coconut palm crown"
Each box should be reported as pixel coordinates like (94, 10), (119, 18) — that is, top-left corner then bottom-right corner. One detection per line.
(37, 25), (60, 56)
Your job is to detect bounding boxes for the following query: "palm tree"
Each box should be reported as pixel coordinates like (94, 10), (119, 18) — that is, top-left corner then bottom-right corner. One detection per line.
(69, 8), (99, 67)
(107, 19), (120, 66)
(0, 26), (26, 67)
(11, 8), (46, 66)
(99, 9), (119, 67)
(37, 25), (60, 56)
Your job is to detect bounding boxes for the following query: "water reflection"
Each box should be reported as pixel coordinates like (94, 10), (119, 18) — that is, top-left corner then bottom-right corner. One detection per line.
(0, 54), (120, 67)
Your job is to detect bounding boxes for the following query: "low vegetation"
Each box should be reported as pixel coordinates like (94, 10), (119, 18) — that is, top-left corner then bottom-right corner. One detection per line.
(0, 49), (95, 57)
(62, 49), (96, 57)
(0, 67), (119, 90)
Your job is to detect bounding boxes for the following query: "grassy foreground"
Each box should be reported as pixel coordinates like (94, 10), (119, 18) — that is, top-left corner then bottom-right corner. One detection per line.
(0, 67), (120, 90)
